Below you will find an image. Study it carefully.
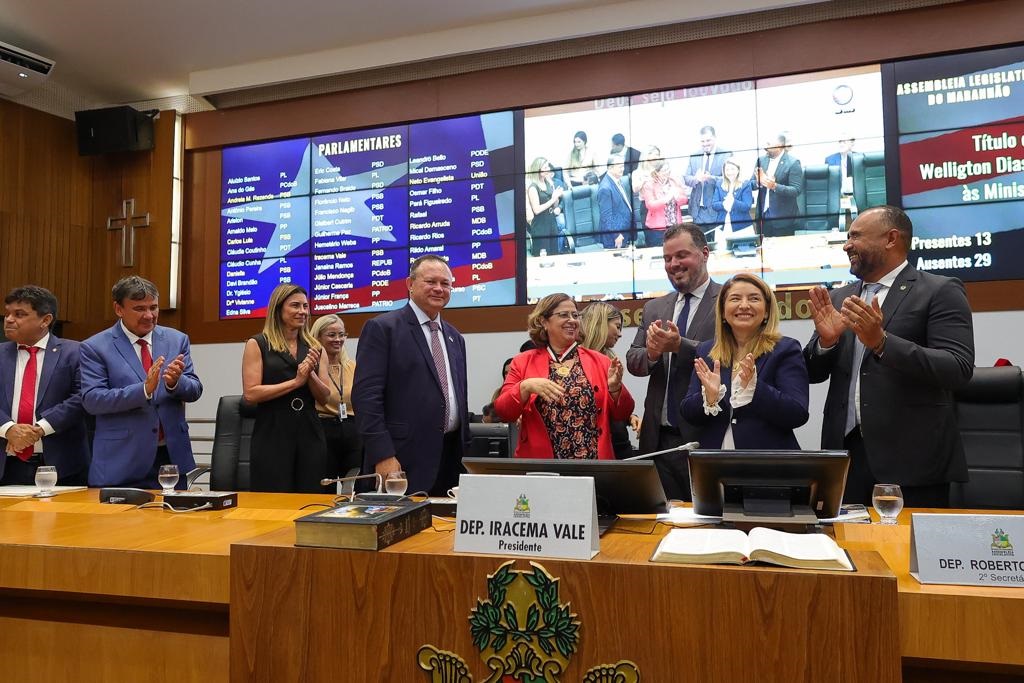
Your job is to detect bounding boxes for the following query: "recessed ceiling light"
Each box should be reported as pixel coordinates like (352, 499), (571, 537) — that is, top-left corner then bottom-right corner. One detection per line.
(17, 72), (28, 78)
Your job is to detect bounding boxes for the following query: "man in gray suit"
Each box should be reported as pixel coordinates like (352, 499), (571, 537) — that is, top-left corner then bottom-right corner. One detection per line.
(804, 205), (974, 507)
(627, 224), (722, 500)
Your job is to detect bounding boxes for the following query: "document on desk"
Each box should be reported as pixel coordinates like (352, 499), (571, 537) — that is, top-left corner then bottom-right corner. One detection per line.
(655, 506), (722, 527)
(652, 527), (854, 570)
(0, 485), (88, 497)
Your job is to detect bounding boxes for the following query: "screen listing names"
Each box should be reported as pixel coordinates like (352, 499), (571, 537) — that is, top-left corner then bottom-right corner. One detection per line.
(220, 112), (516, 319)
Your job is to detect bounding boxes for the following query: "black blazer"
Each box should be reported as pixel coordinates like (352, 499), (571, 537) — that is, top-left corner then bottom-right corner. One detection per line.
(804, 265), (975, 485)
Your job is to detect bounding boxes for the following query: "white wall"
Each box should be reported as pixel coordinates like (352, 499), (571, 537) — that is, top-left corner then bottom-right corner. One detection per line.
(188, 309), (1024, 453)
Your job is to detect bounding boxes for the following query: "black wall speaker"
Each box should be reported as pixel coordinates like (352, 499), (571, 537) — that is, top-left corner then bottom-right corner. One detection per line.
(74, 105), (154, 156)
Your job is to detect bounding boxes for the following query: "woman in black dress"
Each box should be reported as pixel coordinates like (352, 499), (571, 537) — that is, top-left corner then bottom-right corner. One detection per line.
(242, 284), (330, 492)
(526, 156), (564, 257)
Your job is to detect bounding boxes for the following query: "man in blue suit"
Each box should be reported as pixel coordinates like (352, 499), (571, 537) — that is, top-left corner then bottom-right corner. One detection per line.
(683, 125), (733, 229)
(80, 276), (203, 489)
(353, 255), (470, 495)
(596, 154), (633, 249)
(0, 286), (89, 485)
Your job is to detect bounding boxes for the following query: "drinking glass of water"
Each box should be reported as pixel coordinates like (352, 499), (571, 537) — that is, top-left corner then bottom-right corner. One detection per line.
(871, 484), (904, 525)
(384, 470), (408, 496)
(158, 464), (179, 497)
(34, 465), (57, 498)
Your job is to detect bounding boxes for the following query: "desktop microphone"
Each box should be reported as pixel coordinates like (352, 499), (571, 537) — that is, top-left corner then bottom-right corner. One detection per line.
(320, 472), (383, 495)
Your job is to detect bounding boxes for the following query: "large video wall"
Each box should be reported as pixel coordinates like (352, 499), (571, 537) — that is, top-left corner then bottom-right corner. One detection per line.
(217, 42), (1024, 319)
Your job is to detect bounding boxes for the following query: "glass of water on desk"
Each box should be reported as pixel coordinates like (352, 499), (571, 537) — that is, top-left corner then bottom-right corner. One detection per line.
(34, 465), (57, 497)
(384, 470), (408, 496)
(158, 464), (179, 497)
(872, 484), (904, 525)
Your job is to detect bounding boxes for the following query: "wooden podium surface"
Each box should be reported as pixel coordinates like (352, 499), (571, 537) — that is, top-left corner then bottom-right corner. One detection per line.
(0, 490), (1021, 682)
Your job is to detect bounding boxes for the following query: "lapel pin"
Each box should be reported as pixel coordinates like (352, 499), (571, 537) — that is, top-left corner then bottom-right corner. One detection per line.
(900, 284), (907, 290)
(448, 336), (453, 342)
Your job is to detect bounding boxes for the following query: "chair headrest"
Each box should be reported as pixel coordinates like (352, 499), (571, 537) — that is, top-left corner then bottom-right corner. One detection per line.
(955, 366), (1023, 403)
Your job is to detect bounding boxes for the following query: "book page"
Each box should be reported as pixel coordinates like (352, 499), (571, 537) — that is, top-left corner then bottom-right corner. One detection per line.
(748, 527), (849, 564)
(656, 528), (751, 558)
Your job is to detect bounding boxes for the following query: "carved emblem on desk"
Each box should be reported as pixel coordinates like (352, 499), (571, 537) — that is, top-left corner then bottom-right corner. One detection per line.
(417, 560), (640, 682)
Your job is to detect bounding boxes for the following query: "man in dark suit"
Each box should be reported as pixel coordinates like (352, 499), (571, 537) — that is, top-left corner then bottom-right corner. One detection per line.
(596, 154), (633, 249)
(683, 125), (733, 230)
(753, 132), (804, 237)
(0, 286), (89, 485)
(80, 276), (203, 488)
(804, 205), (975, 507)
(353, 254), (470, 495)
(610, 133), (641, 176)
(626, 224), (722, 499)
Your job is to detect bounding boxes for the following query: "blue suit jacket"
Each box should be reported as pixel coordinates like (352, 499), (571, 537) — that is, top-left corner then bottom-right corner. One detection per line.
(711, 180), (754, 230)
(0, 336), (89, 480)
(684, 148), (733, 225)
(80, 323), (203, 487)
(596, 173), (633, 248)
(353, 304), (470, 493)
(681, 336), (809, 449)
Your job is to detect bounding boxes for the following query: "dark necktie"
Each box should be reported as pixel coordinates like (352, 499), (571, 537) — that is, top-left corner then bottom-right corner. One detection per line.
(699, 153), (711, 207)
(845, 283), (881, 435)
(666, 293), (694, 428)
(427, 321), (450, 431)
(15, 345), (39, 461)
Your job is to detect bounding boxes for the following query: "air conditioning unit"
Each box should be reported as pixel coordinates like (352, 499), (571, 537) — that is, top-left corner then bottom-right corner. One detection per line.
(0, 39), (54, 98)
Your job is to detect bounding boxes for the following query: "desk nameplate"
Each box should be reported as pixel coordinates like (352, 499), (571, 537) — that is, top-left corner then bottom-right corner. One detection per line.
(911, 513), (1024, 587)
(454, 474), (599, 560)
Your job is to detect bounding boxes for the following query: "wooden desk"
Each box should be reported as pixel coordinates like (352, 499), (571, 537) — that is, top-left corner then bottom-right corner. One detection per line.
(2, 491), (1023, 682)
(0, 489), (333, 683)
(230, 523), (899, 682)
(834, 510), (1024, 683)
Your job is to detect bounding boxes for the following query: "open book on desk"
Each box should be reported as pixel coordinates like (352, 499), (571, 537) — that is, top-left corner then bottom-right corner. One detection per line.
(651, 527), (853, 571)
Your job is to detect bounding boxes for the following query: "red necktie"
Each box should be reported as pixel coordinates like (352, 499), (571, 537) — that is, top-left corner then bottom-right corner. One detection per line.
(15, 345), (39, 461)
(137, 339), (164, 442)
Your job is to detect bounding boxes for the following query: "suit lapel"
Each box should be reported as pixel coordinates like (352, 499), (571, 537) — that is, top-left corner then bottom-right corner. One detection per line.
(1, 344), (16, 411)
(879, 265), (917, 329)
(112, 324), (146, 381)
(688, 283), (719, 338)
(405, 306), (441, 387)
(36, 335), (61, 401)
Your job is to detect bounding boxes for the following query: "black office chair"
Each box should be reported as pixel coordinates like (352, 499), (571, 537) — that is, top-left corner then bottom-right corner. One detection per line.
(799, 163), (841, 232)
(210, 394), (258, 491)
(851, 151), (886, 211)
(951, 366), (1024, 509)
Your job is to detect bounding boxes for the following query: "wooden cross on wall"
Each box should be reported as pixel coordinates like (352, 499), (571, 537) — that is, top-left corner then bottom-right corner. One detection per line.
(107, 198), (151, 268)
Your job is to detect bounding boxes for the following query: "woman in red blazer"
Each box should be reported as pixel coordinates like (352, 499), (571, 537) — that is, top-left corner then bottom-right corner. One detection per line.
(495, 293), (634, 459)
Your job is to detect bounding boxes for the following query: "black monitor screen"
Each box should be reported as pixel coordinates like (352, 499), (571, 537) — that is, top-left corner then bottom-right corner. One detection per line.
(462, 457), (669, 515)
(689, 450), (849, 519)
(467, 422), (512, 458)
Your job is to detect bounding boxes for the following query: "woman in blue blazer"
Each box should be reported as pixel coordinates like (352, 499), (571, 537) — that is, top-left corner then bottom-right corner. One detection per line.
(682, 273), (809, 449)
(711, 159), (754, 248)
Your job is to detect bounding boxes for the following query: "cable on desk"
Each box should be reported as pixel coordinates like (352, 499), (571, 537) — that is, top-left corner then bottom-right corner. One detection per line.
(136, 502), (214, 513)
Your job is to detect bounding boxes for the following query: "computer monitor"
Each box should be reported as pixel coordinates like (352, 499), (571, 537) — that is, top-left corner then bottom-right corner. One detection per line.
(467, 422), (511, 458)
(462, 457), (669, 515)
(689, 450), (849, 524)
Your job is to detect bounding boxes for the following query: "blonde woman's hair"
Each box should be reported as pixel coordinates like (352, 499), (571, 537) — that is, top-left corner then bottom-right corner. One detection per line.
(708, 273), (781, 366)
(527, 293), (573, 346)
(310, 313), (350, 363)
(261, 284), (318, 353)
(579, 302), (622, 359)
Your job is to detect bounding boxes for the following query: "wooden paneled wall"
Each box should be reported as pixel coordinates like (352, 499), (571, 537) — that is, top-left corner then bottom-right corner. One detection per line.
(181, 0), (1024, 344)
(0, 102), (176, 341)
